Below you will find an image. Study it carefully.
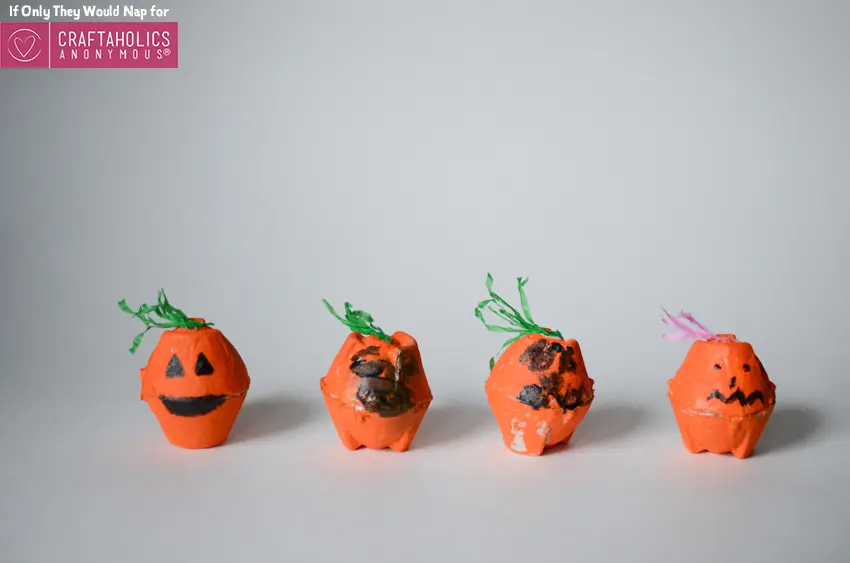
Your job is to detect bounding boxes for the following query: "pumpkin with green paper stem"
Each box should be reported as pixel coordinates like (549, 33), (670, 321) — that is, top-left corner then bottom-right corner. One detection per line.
(476, 274), (594, 455)
(319, 299), (432, 452)
(118, 290), (250, 449)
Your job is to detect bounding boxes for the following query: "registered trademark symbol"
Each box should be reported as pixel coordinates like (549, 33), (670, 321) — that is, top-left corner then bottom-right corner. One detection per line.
(163, 48), (171, 56)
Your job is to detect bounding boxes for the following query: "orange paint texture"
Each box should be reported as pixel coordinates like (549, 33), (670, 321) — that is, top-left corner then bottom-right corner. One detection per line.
(668, 335), (776, 458)
(321, 332), (433, 451)
(140, 321), (250, 449)
(486, 335), (594, 455)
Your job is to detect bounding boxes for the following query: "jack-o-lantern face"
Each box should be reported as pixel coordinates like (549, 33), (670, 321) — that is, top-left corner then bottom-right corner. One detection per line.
(668, 335), (775, 417)
(666, 323), (777, 459)
(140, 322), (250, 448)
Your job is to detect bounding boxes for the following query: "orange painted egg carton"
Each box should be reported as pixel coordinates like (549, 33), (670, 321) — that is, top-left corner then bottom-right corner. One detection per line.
(472, 274), (776, 459)
(116, 282), (777, 459)
(474, 274), (594, 455)
(118, 290), (250, 449)
(319, 300), (432, 452)
(661, 309), (776, 459)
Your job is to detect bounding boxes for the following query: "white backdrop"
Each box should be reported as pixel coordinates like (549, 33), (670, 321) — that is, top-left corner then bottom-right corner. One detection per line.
(1, 1), (848, 561)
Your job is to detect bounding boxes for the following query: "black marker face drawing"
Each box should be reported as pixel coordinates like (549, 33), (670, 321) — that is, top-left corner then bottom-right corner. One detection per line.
(668, 339), (777, 417)
(157, 352), (237, 416)
(163, 352), (216, 378)
(706, 388), (765, 407)
(700, 351), (774, 412)
(159, 394), (229, 416)
(165, 354), (184, 378)
(195, 353), (214, 375)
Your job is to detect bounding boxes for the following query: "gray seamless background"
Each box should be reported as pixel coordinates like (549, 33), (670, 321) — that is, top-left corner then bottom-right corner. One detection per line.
(1, 1), (849, 561)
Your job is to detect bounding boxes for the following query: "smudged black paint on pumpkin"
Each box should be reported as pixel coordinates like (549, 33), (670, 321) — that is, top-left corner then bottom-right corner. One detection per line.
(350, 358), (393, 378)
(165, 354), (184, 378)
(195, 353), (214, 376)
(356, 378), (414, 417)
(517, 384), (545, 409)
(349, 346), (415, 416)
(351, 347), (381, 360)
(558, 385), (587, 411)
(516, 339), (588, 412)
(519, 339), (577, 374)
(519, 339), (564, 372)
(558, 345), (577, 373)
(518, 376), (589, 412)
(398, 350), (421, 378)
(349, 347), (394, 378)
(159, 394), (228, 416)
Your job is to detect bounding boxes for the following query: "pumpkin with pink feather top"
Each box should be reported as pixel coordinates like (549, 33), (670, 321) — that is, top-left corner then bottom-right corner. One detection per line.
(663, 309), (776, 459)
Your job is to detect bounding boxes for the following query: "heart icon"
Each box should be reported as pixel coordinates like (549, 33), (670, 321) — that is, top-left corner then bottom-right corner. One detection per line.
(13, 35), (36, 59)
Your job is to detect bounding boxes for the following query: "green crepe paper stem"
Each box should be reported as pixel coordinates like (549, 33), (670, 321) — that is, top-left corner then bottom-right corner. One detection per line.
(322, 299), (393, 343)
(118, 289), (212, 354)
(475, 273), (562, 369)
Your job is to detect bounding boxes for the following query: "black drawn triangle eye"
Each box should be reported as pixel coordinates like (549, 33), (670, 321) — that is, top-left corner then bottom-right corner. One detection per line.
(165, 354), (184, 378)
(195, 353), (214, 376)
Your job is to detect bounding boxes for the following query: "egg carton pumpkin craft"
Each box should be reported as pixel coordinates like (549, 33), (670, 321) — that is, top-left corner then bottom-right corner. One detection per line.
(118, 290), (250, 449)
(663, 309), (776, 459)
(476, 274), (595, 456)
(320, 299), (433, 452)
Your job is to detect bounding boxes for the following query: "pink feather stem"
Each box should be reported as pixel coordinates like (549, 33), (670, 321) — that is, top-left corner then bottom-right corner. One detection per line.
(661, 308), (703, 339)
(661, 308), (731, 342)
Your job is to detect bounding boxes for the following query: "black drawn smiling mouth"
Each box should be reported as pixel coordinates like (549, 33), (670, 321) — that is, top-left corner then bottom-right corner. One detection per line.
(159, 393), (244, 417)
(706, 388), (765, 407)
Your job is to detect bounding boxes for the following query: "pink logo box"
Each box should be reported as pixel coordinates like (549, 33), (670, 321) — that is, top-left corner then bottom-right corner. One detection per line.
(1, 22), (178, 68)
